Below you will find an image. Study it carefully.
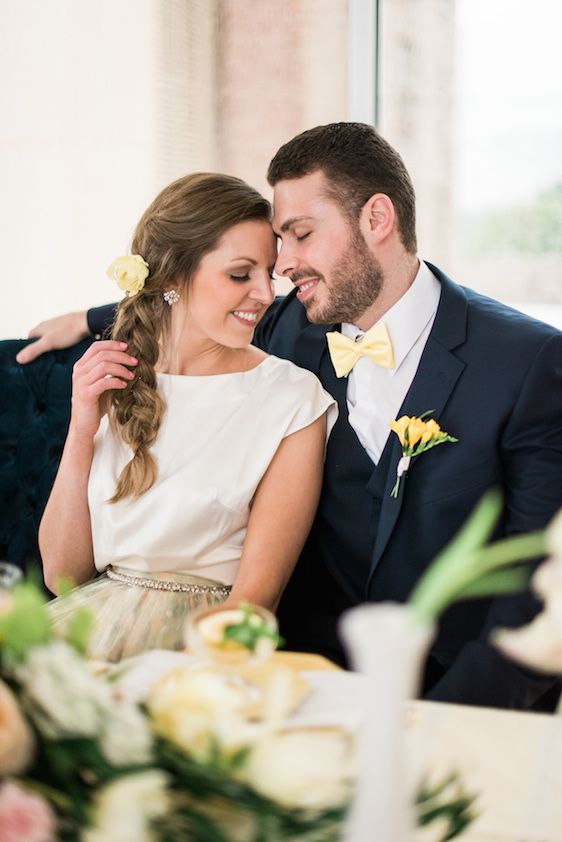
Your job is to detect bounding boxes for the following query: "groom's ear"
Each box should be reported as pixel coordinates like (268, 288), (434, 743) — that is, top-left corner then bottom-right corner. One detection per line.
(358, 193), (395, 247)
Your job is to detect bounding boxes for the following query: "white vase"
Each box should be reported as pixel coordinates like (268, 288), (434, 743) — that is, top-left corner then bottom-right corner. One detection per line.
(339, 602), (434, 842)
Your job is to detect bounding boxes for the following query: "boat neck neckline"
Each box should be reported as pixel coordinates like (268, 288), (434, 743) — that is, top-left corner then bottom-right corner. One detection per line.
(156, 355), (272, 380)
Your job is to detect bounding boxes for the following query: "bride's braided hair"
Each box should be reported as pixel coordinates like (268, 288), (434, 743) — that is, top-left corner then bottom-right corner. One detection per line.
(108, 172), (271, 502)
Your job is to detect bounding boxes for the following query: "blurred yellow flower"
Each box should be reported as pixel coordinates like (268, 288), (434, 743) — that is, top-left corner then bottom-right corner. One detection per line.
(243, 728), (352, 810)
(148, 667), (251, 761)
(0, 592), (13, 618)
(84, 770), (169, 842)
(107, 255), (149, 297)
(0, 679), (34, 775)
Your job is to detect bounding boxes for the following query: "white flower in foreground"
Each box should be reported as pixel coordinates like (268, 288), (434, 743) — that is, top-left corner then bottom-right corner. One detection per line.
(14, 640), (112, 737)
(100, 695), (153, 767)
(14, 640), (152, 765)
(82, 770), (169, 842)
(243, 728), (353, 810)
(149, 667), (253, 760)
(493, 554), (562, 673)
(493, 607), (562, 673)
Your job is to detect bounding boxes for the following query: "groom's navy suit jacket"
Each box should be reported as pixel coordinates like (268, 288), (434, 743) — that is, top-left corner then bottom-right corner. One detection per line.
(88, 264), (562, 708)
(255, 264), (562, 709)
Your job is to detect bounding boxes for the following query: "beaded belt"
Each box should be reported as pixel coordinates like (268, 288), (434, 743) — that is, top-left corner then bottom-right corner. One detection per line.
(106, 566), (232, 597)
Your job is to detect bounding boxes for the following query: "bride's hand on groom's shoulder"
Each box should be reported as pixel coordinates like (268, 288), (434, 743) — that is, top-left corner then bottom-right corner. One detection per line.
(69, 340), (138, 439)
(15, 311), (90, 364)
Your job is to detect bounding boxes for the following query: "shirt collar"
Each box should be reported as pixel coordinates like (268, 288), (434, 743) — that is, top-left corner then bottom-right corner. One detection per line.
(341, 260), (441, 376)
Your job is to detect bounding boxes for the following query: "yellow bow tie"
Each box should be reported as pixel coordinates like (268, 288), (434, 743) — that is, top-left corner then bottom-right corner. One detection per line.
(326, 322), (394, 378)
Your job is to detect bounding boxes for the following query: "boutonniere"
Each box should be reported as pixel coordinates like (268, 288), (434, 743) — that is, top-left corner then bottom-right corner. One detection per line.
(389, 412), (458, 498)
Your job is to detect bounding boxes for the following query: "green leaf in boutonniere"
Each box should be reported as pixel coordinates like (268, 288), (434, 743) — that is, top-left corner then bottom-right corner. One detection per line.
(389, 411), (458, 497)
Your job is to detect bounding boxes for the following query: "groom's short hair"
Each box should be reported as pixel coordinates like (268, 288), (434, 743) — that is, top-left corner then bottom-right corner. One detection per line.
(267, 122), (417, 254)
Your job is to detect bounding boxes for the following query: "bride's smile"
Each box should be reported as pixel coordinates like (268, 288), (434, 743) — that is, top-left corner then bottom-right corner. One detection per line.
(167, 218), (277, 375)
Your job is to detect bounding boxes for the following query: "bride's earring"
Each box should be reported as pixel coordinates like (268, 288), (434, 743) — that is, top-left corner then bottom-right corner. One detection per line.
(163, 289), (180, 306)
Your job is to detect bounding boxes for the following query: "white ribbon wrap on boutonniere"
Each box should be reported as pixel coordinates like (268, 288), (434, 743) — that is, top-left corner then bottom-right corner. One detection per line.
(389, 412), (458, 498)
(396, 455), (411, 480)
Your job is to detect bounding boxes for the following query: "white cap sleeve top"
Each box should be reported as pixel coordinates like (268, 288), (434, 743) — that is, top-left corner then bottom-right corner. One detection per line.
(88, 355), (337, 585)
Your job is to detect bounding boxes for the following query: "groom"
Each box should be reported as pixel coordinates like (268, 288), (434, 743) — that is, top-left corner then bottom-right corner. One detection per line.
(18, 123), (562, 709)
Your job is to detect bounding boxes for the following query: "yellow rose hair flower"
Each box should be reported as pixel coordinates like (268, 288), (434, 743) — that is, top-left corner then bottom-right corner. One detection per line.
(107, 255), (149, 297)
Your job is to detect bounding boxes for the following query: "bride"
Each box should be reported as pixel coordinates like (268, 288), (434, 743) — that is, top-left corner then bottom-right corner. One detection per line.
(40, 172), (336, 661)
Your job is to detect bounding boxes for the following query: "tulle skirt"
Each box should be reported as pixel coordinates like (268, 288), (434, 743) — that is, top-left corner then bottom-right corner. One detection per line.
(48, 566), (231, 662)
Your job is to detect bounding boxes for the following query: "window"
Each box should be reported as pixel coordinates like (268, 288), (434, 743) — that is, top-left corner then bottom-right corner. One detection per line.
(377, 0), (562, 327)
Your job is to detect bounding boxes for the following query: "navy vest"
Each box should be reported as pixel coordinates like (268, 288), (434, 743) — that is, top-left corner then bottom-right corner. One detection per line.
(277, 350), (395, 663)
(312, 352), (394, 602)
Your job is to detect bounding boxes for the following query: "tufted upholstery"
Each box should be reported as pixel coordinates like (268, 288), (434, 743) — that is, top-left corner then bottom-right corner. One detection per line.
(0, 338), (92, 579)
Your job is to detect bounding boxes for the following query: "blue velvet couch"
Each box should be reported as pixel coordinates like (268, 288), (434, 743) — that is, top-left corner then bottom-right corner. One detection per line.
(0, 338), (92, 579)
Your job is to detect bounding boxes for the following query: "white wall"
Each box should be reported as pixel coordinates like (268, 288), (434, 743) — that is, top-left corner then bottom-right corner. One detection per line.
(0, 0), (217, 339)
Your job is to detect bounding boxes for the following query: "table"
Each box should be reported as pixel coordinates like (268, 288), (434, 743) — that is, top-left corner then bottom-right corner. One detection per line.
(117, 651), (562, 842)
(407, 700), (562, 842)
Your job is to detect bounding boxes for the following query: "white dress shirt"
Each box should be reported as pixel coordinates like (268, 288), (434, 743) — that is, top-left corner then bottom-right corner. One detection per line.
(341, 260), (441, 464)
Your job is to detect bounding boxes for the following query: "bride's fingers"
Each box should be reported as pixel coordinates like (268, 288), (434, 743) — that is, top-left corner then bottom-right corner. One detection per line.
(89, 377), (131, 397)
(82, 361), (137, 386)
(72, 341), (139, 413)
(79, 348), (138, 376)
(74, 340), (129, 369)
(74, 376), (130, 405)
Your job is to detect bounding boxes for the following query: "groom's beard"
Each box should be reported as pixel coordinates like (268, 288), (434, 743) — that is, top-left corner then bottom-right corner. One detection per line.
(302, 230), (384, 325)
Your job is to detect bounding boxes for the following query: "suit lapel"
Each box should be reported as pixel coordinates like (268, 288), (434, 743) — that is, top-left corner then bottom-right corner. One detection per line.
(291, 322), (333, 379)
(368, 269), (469, 578)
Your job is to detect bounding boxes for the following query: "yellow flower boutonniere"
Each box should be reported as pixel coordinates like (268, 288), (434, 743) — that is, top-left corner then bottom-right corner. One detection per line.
(389, 412), (458, 498)
(107, 254), (150, 297)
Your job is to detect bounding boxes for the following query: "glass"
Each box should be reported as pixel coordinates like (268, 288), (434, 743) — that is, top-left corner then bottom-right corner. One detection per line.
(185, 602), (279, 669)
(0, 562), (23, 591)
